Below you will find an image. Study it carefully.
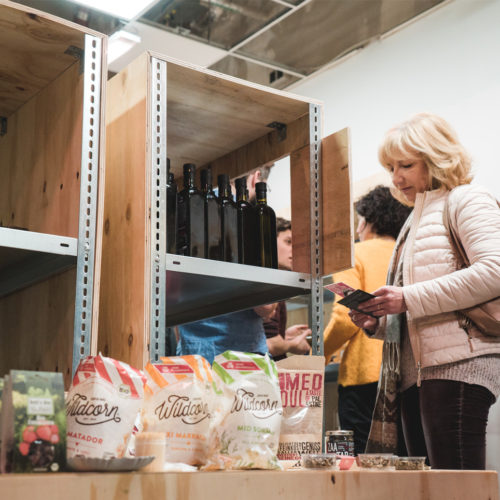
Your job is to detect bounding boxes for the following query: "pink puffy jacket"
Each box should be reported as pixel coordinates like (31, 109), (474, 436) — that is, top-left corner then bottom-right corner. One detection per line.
(401, 184), (500, 371)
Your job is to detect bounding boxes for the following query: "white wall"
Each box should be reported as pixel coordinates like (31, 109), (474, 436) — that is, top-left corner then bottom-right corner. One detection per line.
(291, 0), (500, 197)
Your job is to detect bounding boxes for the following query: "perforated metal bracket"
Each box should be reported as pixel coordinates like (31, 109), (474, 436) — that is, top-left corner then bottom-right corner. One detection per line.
(308, 103), (324, 357)
(65, 45), (84, 74)
(72, 35), (102, 375)
(149, 57), (167, 363)
(267, 121), (287, 142)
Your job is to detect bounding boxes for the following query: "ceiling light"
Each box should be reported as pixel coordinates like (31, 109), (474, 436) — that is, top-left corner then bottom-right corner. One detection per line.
(66, 0), (159, 21)
(108, 30), (141, 64)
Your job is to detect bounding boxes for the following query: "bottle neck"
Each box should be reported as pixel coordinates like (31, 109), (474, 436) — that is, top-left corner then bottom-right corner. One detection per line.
(201, 170), (213, 193)
(184, 172), (195, 189)
(237, 187), (248, 202)
(219, 185), (231, 198)
(256, 193), (267, 204)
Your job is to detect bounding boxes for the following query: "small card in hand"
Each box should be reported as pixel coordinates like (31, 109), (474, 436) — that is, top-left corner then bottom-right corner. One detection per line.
(324, 282), (376, 317)
(324, 282), (356, 298)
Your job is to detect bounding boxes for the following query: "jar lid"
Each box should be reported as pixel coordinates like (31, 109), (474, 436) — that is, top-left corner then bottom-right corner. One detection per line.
(325, 430), (354, 436)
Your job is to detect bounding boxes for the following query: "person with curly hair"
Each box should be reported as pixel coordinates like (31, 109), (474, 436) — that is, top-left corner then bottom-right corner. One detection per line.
(350, 112), (500, 469)
(323, 185), (412, 455)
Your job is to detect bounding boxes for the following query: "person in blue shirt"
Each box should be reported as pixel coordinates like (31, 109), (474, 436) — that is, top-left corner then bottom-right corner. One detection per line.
(176, 306), (275, 364)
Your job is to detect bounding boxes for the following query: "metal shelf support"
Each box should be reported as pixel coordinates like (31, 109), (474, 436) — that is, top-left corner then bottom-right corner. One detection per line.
(149, 57), (168, 362)
(72, 34), (103, 375)
(309, 103), (324, 356)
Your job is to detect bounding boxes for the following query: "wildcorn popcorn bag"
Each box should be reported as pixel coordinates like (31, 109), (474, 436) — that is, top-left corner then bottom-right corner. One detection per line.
(205, 351), (282, 470)
(142, 355), (215, 466)
(276, 355), (325, 468)
(66, 354), (146, 459)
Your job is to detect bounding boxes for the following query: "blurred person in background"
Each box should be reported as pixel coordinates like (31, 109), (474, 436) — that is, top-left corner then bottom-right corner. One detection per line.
(265, 218), (311, 361)
(323, 186), (412, 455)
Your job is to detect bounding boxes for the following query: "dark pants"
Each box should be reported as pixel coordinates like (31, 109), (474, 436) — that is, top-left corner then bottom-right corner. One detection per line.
(338, 382), (378, 455)
(401, 380), (495, 469)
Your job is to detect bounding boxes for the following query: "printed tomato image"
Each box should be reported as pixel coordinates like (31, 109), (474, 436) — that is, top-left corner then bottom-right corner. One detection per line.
(50, 434), (60, 444)
(35, 425), (52, 442)
(19, 442), (30, 456)
(22, 426), (37, 444)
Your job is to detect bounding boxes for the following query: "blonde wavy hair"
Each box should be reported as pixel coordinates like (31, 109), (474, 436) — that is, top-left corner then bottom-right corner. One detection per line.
(378, 112), (473, 205)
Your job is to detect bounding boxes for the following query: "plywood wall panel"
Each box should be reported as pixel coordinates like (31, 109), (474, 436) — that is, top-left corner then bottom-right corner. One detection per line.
(321, 128), (354, 276)
(0, 269), (76, 386)
(290, 145), (311, 274)
(0, 63), (83, 237)
(98, 55), (149, 371)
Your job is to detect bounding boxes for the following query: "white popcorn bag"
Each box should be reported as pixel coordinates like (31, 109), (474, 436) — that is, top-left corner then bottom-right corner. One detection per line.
(205, 351), (282, 470)
(142, 355), (215, 466)
(66, 354), (146, 459)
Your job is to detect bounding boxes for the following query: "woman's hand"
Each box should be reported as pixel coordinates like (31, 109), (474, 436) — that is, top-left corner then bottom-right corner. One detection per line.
(358, 286), (407, 317)
(348, 310), (379, 333)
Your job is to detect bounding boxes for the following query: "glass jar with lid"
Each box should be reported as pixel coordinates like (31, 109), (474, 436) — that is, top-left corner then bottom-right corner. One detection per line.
(325, 430), (355, 456)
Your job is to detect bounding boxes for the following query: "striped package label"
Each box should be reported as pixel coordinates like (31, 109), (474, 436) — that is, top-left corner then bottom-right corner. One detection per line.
(66, 354), (146, 459)
(142, 355), (215, 466)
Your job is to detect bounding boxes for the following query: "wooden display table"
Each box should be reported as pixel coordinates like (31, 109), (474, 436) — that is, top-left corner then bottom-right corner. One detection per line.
(0, 469), (498, 500)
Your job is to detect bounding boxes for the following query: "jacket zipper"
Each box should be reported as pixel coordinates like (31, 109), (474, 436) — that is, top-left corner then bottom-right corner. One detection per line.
(406, 192), (427, 387)
(460, 318), (475, 352)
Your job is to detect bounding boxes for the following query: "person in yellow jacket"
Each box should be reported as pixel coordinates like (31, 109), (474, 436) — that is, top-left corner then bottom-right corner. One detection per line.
(324, 186), (411, 455)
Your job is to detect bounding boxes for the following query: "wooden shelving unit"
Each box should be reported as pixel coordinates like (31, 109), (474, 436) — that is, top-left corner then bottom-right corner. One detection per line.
(100, 51), (353, 369)
(0, 0), (106, 385)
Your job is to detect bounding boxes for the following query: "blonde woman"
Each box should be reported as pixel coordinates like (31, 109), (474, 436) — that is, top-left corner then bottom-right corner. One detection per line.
(349, 112), (500, 469)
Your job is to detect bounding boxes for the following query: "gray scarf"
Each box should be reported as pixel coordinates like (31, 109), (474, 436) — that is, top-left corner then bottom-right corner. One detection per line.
(365, 213), (412, 453)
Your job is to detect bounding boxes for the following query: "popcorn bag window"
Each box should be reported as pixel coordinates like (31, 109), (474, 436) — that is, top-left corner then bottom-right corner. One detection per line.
(205, 351), (282, 470)
(276, 356), (325, 467)
(142, 355), (214, 466)
(66, 355), (146, 459)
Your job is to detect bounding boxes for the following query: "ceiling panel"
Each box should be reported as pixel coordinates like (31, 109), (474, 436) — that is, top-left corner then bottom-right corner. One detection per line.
(234, 0), (445, 76)
(141, 0), (290, 50)
(210, 55), (301, 90)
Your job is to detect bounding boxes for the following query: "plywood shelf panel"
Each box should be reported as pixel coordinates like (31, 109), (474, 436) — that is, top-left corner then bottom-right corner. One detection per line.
(165, 254), (310, 326)
(0, 469), (497, 500)
(163, 56), (313, 175)
(0, 227), (77, 297)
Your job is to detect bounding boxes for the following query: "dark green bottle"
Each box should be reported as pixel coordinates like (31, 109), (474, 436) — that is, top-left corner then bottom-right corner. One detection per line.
(166, 158), (177, 255)
(200, 168), (222, 260)
(176, 163), (204, 257)
(255, 181), (277, 268)
(235, 176), (258, 266)
(217, 173), (238, 263)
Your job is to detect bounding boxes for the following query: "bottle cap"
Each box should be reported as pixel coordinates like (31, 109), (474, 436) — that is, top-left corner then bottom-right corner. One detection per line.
(235, 176), (247, 192)
(217, 173), (230, 187)
(255, 181), (267, 197)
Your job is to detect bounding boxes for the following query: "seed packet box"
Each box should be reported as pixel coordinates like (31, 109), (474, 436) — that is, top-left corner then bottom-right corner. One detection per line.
(0, 370), (66, 473)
